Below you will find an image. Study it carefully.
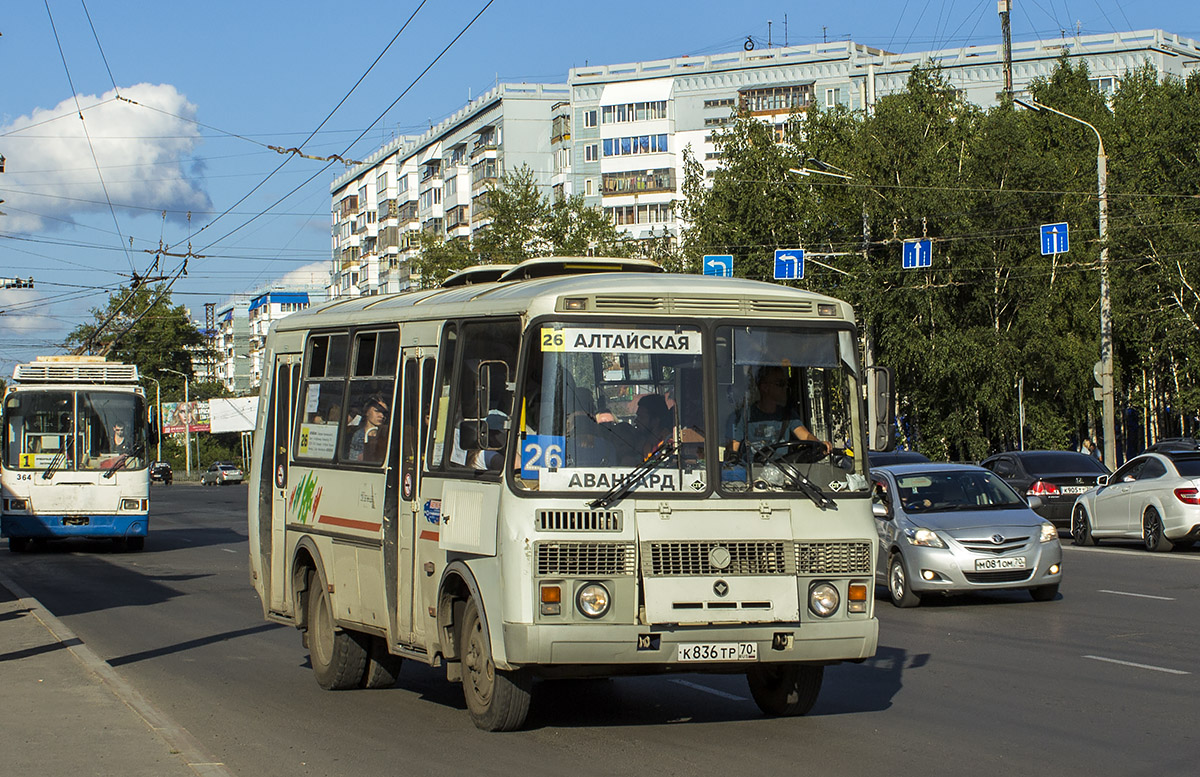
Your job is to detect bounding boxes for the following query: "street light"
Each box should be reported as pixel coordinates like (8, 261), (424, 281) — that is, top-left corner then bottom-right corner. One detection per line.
(143, 375), (162, 463)
(1014, 97), (1115, 470)
(161, 367), (192, 476)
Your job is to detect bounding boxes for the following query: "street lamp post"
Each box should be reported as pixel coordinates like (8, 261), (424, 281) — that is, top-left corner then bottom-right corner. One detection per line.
(143, 375), (162, 463)
(162, 368), (192, 476)
(1015, 97), (1115, 470)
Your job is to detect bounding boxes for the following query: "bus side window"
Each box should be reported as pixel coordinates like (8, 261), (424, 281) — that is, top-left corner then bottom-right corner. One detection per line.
(439, 319), (519, 474)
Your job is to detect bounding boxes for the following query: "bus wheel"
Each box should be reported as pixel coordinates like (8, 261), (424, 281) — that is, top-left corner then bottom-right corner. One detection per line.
(460, 597), (531, 731)
(306, 571), (368, 690)
(8, 537), (30, 553)
(360, 636), (403, 689)
(747, 663), (823, 716)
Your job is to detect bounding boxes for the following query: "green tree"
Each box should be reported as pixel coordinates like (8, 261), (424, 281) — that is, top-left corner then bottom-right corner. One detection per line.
(409, 232), (477, 288)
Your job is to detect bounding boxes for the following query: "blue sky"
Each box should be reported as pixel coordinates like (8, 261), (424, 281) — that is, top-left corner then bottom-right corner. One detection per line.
(0, 1), (1194, 372)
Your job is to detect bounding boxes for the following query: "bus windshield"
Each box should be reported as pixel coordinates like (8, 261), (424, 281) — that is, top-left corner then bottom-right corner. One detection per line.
(3, 390), (146, 471)
(513, 322), (867, 497)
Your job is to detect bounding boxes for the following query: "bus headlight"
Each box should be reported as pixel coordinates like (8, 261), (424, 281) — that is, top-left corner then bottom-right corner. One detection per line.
(121, 498), (142, 511)
(576, 583), (611, 619)
(5, 498), (28, 511)
(808, 582), (840, 618)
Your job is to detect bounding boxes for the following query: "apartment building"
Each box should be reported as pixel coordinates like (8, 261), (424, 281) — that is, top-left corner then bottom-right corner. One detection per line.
(247, 290), (318, 388)
(323, 29), (1199, 295)
(214, 301), (251, 394)
(329, 83), (570, 298)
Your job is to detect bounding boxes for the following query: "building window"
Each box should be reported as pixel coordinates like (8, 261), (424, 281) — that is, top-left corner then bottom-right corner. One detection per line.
(585, 178), (593, 196)
(397, 174), (408, 192)
(739, 83), (814, 114)
(583, 109), (597, 128)
(1089, 76), (1116, 96)
(825, 87), (843, 108)
(703, 97), (735, 109)
(584, 143), (598, 162)
(600, 168), (675, 196)
(600, 100), (668, 124)
(704, 116), (732, 127)
(601, 134), (669, 158)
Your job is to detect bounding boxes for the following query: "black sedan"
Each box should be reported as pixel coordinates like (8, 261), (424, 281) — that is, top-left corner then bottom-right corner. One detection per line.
(149, 460), (173, 485)
(980, 450), (1110, 530)
(868, 450), (931, 467)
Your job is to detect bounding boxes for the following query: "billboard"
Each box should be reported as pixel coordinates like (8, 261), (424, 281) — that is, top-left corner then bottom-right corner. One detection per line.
(162, 401), (210, 434)
(209, 397), (259, 434)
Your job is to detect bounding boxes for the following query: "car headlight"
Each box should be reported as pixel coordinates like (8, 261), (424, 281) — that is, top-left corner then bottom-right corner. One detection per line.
(1040, 523), (1059, 543)
(905, 527), (946, 548)
(809, 582), (840, 617)
(576, 583), (610, 619)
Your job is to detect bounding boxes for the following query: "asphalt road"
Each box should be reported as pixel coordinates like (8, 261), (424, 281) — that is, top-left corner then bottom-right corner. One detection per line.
(2, 484), (1198, 776)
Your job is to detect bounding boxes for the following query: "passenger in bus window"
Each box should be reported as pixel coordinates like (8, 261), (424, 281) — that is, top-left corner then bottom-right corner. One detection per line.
(635, 394), (673, 459)
(348, 395), (388, 461)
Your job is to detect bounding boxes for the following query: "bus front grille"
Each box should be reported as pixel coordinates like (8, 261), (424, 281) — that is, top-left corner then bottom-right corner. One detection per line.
(537, 509), (623, 532)
(796, 542), (872, 575)
(535, 541), (636, 576)
(644, 541), (793, 577)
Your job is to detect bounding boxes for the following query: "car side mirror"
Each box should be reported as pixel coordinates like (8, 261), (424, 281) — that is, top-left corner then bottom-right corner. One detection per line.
(872, 502), (891, 519)
(1096, 474), (1109, 487)
(1026, 495), (1044, 510)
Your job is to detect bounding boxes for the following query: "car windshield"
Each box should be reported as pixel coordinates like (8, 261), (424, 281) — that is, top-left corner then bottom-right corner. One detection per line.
(1021, 452), (1108, 474)
(895, 470), (1026, 512)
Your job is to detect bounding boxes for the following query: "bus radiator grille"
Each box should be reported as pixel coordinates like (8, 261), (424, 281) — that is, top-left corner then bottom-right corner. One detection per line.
(535, 541), (636, 576)
(643, 541), (793, 577)
(796, 542), (872, 575)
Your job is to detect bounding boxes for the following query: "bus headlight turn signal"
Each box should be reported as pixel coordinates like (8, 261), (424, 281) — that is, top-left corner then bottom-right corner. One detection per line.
(808, 582), (840, 617)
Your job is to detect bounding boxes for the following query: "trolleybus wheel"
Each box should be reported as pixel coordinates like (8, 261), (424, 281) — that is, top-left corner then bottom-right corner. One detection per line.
(460, 597), (531, 731)
(360, 635), (403, 689)
(747, 663), (823, 716)
(306, 571), (368, 690)
(7, 537), (31, 553)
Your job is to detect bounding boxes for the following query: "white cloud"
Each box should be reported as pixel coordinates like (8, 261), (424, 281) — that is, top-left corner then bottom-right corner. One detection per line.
(271, 261), (330, 295)
(0, 83), (212, 233)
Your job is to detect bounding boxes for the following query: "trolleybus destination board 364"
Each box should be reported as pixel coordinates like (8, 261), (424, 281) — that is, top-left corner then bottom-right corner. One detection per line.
(247, 257), (894, 731)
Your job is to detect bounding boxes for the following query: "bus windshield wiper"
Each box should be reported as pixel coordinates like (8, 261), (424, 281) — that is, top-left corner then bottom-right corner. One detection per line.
(771, 461), (835, 509)
(104, 444), (146, 479)
(42, 451), (66, 479)
(589, 440), (675, 509)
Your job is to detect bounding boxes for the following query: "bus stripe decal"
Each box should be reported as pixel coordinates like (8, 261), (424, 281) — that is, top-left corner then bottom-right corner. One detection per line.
(419, 530), (439, 541)
(316, 515), (381, 532)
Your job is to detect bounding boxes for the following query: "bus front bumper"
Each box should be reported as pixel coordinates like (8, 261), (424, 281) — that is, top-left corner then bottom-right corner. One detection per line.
(500, 618), (878, 673)
(1, 514), (147, 540)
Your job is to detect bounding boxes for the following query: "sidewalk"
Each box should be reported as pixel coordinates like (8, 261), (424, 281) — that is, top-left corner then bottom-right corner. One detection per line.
(0, 573), (230, 777)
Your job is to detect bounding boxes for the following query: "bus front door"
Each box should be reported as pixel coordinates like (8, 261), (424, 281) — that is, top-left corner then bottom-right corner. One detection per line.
(394, 352), (436, 646)
(269, 354), (301, 614)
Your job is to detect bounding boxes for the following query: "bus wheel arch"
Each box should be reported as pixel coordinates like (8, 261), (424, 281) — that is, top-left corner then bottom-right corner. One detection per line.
(436, 563), (481, 672)
(290, 538), (326, 632)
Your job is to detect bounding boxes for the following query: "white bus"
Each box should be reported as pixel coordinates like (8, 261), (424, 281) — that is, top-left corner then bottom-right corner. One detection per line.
(248, 258), (893, 730)
(2, 356), (150, 552)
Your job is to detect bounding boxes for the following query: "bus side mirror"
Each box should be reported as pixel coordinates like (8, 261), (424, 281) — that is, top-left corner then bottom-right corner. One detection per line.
(866, 366), (895, 452)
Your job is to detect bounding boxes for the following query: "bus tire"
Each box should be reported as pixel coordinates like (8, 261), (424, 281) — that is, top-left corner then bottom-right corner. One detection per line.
(360, 635), (403, 689)
(747, 663), (823, 716)
(306, 571), (368, 690)
(8, 537), (31, 553)
(460, 597), (531, 731)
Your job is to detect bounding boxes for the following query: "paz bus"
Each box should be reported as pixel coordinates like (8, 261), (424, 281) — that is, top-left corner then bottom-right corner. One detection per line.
(2, 356), (150, 551)
(247, 257), (893, 731)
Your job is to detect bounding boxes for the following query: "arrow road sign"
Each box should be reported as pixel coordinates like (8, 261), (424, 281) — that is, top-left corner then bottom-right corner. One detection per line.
(1041, 222), (1069, 255)
(773, 249), (805, 280)
(901, 239), (933, 269)
(703, 254), (733, 277)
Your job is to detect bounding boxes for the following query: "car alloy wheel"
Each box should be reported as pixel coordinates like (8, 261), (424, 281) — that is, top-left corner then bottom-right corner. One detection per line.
(1071, 506), (1096, 546)
(1143, 509), (1172, 552)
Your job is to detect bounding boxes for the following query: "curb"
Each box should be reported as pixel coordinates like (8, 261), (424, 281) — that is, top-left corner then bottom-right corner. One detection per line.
(0, 568), (236, 777)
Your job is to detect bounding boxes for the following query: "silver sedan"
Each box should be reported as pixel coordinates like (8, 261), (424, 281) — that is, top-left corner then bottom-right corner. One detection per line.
(1070, 451), (1200, 551)
(871, 463), (1063, 607)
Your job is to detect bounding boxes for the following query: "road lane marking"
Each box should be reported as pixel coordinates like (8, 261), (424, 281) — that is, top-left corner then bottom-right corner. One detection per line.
(1099, 589), (1175, 601)
(222, 548), (236, 553)
(1083, 655), (1190, 675)
(669, 678), (747, 701)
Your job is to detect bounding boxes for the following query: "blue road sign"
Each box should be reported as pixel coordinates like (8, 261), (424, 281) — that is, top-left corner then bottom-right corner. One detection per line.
(1040, 222), (1069, 255)
(902, 239), (933, 269)
(773, 249), (805, 280)
(703, 254), (733, 277)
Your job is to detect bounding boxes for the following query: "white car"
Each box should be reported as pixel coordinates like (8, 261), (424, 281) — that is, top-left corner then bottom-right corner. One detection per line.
(1071, 451), (1200, 551)
(200, 463), (244, 486)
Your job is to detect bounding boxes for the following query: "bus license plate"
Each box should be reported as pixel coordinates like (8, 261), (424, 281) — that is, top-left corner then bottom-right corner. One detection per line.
(975, 556), (1026, 571)
(677, 642), (758, 662)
